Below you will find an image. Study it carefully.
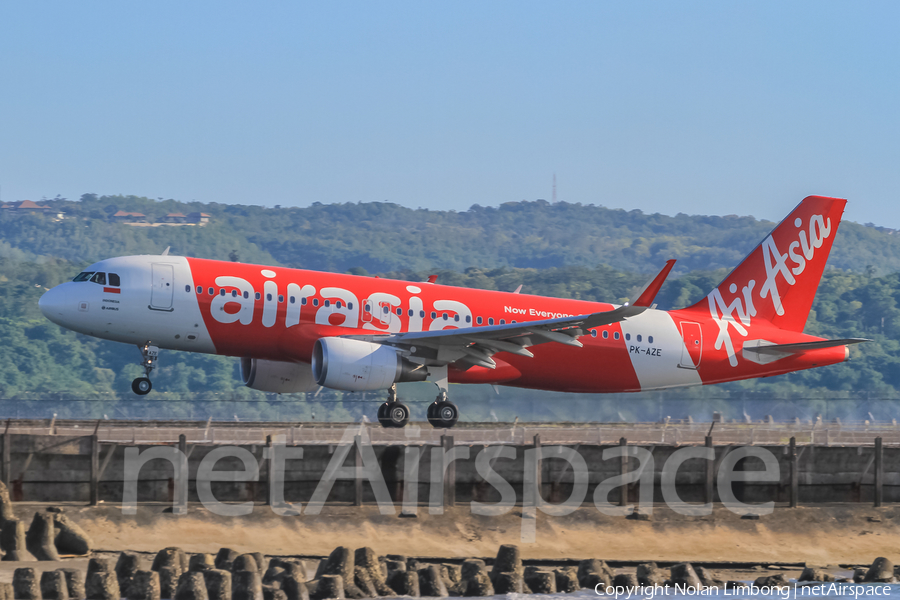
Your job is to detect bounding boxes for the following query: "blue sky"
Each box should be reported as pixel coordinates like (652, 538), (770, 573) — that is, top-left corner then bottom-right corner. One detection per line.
(1, 2), (898, 227)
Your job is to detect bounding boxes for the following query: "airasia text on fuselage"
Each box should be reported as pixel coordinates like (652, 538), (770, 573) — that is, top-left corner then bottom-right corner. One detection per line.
(206, 275), (483, 333)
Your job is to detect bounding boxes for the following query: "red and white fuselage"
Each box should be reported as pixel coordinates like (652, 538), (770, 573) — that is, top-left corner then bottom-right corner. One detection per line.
(38, 196), (854, 396)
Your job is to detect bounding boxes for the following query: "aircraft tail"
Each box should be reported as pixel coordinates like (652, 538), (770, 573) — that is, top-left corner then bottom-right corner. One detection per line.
(688, 195), (847, 332)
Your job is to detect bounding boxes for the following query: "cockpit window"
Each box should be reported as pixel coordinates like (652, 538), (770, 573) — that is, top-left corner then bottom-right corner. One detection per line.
(73, 272), (94, 282)
(89, 272), (107, 285)
(108, 273), (121, 287)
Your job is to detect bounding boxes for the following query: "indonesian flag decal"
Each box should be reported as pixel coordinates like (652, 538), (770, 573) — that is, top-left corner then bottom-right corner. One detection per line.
(103, 287), (121, 294)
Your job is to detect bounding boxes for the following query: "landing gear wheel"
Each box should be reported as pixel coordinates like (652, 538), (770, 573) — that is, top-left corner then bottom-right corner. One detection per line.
(132, 377), (152, 395)
(377, 402), (411, 428)
(427, 400), (459, 428)
(378, 384), (410, 428)
(384, 403), (410, 428)
(377, 402), (391, 427)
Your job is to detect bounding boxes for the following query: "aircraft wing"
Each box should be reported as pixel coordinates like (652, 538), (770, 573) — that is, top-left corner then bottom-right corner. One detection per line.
(347, 260), (674, 370)
(350, 303), (647, 369)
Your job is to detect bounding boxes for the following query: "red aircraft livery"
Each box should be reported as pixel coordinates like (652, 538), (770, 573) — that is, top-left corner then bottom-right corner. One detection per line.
(39, 196), (866, 428)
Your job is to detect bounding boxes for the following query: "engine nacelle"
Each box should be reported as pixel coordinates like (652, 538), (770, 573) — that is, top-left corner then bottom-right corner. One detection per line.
(240, 358), (319, 394)
(312, 337), (428, 391)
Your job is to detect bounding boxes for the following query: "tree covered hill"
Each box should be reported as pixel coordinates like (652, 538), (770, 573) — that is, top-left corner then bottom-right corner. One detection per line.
(7, 193), (900, 276)
(1, 256), (898, 419)
(1, 193), (899, 419)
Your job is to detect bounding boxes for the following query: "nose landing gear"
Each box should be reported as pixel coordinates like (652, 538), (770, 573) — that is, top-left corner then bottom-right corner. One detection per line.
(131, 343), (158, 396)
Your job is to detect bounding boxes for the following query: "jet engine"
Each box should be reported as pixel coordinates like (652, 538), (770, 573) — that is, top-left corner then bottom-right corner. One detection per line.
(312, 337), (428, 391)
(240, 358), (319, 393)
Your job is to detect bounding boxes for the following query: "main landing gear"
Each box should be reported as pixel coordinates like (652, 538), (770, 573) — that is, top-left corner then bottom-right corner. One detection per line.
(131, 342), (158, 396)
(426, 391), (459, 429)
(377, 375), (460, 429)
(377, 384), (411, 428)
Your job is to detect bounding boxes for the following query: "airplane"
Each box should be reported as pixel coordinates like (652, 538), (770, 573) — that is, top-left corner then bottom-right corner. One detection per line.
(38, 195), (867, 428)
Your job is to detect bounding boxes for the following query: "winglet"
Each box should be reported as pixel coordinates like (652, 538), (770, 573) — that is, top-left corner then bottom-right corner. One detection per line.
(633, 259), (676, 308)
(427, 275), (438, 283)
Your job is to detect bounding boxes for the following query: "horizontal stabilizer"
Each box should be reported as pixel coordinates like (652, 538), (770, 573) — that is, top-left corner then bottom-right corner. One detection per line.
(633, 259), (676, 308)
(750, 338), (869, 355)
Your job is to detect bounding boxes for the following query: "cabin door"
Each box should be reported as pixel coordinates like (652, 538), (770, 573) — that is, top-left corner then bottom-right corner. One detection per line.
(679, 321), (702, 369)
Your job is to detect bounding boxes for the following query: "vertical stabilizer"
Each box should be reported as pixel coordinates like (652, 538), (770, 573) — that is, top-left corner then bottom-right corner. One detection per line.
(689, 195), (846, 332)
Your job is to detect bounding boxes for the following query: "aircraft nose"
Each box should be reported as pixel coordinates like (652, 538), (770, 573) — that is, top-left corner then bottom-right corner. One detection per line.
(39, 285), (68, 325)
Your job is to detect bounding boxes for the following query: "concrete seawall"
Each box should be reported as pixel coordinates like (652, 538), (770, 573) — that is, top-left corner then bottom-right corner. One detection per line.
(1, 420), (896, 507)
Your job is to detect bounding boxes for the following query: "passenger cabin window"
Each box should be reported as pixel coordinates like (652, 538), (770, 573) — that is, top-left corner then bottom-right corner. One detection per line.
(256, 292), (261, 300)
(614, 332), (620, 340)
(208, 287), (214, 295)
(73, 272), (94, 282)
(488, 318), (494, 325)
(591, 330), (597, 337)
(465, 315), (471, 323)
(625, 333), (631, 341)
(185, 285), (191, 292)
(477, 316), (483, 325)
(603, 330), (609, 339)
(649, 336), (654, 344)
(89, 272), (106, 285)
(279, 295), (284, 303)
(108, 273), (121, 286)
(196, 286), (202, 294)
(313, 299), (319, 307)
